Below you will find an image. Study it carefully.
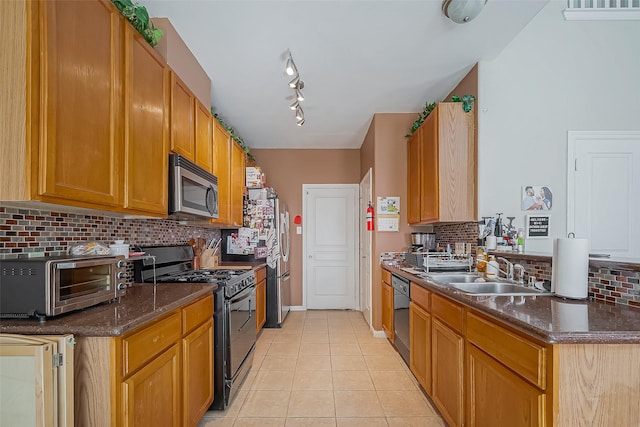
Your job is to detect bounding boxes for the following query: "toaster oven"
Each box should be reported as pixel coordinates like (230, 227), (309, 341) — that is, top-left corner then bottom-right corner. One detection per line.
(0, 256), (127, 319)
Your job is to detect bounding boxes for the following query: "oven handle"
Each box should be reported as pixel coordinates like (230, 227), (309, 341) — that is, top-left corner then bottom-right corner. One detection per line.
(228, 285), (256, 305)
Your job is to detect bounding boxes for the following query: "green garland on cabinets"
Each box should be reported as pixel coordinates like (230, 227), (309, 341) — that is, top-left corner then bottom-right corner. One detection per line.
(211, 109), (255, 162)
(406, 95), (476, 138)
(111, 0), (163, 47)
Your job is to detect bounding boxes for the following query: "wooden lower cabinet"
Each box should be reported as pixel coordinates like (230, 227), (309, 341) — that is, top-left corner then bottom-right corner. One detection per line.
(432, 317), (464, 427)
(182, 319), (214, 427)
(121, 343), (181, 427)
(74, 293), (214, 427)
(467, 344), (545, 427)
(256, 267), (267, 333)
(381, 280), (394, 342)
(409, 301), (431, 394)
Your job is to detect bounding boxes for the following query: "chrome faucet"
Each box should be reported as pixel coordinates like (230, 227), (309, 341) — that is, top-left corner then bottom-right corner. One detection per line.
(496, 257), (514, 280)
(513, 264), (526, 284)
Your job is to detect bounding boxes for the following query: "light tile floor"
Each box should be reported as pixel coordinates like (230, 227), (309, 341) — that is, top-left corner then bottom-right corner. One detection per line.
(198, 310), (446, 427)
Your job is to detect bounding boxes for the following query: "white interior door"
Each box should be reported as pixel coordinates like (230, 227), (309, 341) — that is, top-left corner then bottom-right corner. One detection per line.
(568, 131), (640, 257)
(303, 184), (359, 310)
(359, 169), (373, 326)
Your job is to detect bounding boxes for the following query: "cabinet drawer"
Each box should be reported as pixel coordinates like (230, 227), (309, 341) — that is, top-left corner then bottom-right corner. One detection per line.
(411, 283), (430, 311)
(431, 294), (464, 334)
(466, 311), (546, 389)
(122, 312), (181, 377)
(382, 268), (391, 285)
(255, 267), (266, 284)
(182, 294), (214, 335)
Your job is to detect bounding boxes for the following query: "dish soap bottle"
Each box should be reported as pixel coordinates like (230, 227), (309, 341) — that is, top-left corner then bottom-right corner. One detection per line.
(476, 247), (487, 273)
(486, 255), (499, 278)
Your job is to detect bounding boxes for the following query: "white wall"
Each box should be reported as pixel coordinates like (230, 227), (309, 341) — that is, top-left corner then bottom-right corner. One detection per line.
(478, 0), (640, 252)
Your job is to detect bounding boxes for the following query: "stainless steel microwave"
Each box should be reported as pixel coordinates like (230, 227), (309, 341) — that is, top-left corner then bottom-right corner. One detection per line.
(0, 256), (127, 319)
(168, 154), (219, 220)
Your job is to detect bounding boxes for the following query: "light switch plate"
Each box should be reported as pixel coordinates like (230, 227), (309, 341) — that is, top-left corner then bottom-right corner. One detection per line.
(296, 226), (302, 234)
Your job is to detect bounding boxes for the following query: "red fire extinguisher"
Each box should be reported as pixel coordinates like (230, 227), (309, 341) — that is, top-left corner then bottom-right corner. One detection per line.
(366, 202), (374, 231)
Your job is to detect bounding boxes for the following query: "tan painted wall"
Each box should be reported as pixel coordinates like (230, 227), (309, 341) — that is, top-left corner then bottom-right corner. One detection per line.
(250, 149), (361, 306)
(151, 18), (211, 107)
(366, 113), (417, 329)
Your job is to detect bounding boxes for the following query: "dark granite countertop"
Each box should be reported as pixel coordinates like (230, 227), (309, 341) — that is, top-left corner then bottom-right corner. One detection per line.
(0, 283), (216, 337)
(383, 263), (640, 344)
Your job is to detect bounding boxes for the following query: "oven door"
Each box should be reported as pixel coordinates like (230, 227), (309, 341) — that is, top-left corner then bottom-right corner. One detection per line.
(225, 284), (257, 379)
(391, 276), (410, 365)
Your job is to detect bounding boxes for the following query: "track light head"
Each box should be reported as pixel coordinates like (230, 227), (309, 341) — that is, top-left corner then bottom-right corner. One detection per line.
(289, 101), (299, 110)
(288, 75), (300, 88)
(295, 89), (304, 102)
(295, 106), (304, 120)
(296, 118), (305, 126)
(285, 54), (297, 76)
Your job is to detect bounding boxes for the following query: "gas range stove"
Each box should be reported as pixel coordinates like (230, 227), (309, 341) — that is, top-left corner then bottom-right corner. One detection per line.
(154, 269), (256, 298)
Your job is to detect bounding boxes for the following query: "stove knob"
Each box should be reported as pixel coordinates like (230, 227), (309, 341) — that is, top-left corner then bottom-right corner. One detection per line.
(117, 272), (126, 279)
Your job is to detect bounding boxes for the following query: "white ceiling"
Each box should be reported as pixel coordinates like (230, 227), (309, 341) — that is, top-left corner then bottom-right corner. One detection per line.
(139, 0), (549, 149)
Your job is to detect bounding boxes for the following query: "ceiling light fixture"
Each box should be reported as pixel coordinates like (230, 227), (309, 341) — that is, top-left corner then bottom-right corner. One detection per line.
(285, 50), (297, 76)
(285, 49), (306, 126)
(442, 0), (487, 24)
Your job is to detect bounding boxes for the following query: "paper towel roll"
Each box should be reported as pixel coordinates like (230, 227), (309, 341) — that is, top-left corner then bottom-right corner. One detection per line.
(551, 237), (589, 299)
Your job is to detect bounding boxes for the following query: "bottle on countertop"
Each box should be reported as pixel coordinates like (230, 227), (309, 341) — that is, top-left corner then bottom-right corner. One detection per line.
(476, 247), (487, 273)
(517, 228), (525, 253)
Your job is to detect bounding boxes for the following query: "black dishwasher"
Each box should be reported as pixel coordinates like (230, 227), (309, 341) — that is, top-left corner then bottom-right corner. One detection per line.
(391, 273), (410, 365)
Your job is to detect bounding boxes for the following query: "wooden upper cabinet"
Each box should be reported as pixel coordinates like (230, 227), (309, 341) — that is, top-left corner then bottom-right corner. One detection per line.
(170, 73), (196, 161)
(38, 0), (123, 207)
(230, 141), (246, 227)
(195, 101), (214, 173)
(123, 24), (169, 215)
(407, 102), (475, 224)
(407, 127), (422, 224)
(212, 119), (231, 225)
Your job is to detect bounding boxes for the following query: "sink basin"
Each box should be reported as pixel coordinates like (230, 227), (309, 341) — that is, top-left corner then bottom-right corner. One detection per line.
(446, 282), (551, 296)
(426, 273), (483, 284)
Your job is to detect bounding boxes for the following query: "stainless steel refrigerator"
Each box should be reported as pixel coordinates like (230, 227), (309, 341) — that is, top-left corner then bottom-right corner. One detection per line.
(221, 189), (291, 327)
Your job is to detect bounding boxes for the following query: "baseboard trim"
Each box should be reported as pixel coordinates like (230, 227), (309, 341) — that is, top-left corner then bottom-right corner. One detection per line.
(289, 306), (306, 311)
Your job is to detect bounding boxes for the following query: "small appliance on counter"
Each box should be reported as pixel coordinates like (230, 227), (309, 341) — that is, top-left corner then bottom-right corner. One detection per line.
(410, 232), (436, 251)
(0, 255), (127, 320)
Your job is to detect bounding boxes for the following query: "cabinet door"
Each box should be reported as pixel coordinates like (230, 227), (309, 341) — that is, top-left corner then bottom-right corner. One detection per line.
(409, 301), (431, 394)
(432, 317), (464, 427)
(121, 344), (181, 427)
(170, 73), (195, 161)
(212, 120), (230, 225)
(230, 141), (246, 227)
(407, 127), (422, 224)
(467, 344), (545, 427)
(381, 281), (394, 342)
(38, 0), (123, 207)
(123, 25), (169, 215)
(256, 279), (266, 333)
(420, 108), (439, 223)
(183, 319), (214, 427)
(195, 101), (213, 173)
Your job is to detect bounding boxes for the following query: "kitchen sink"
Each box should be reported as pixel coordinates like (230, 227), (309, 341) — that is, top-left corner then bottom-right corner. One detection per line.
(446, 282), (551, 296)
(426, 273), (484, 284)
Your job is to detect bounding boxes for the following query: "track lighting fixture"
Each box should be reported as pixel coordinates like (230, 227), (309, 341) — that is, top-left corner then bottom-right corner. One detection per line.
(284, 49), (306, 126)
(285, 51), (297, 76)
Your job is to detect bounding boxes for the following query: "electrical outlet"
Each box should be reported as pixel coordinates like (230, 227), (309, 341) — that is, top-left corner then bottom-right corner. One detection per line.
(296, 226), (302, 235)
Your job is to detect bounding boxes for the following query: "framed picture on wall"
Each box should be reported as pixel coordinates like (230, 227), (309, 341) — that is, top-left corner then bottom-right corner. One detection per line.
(521, 186), (553, 211)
